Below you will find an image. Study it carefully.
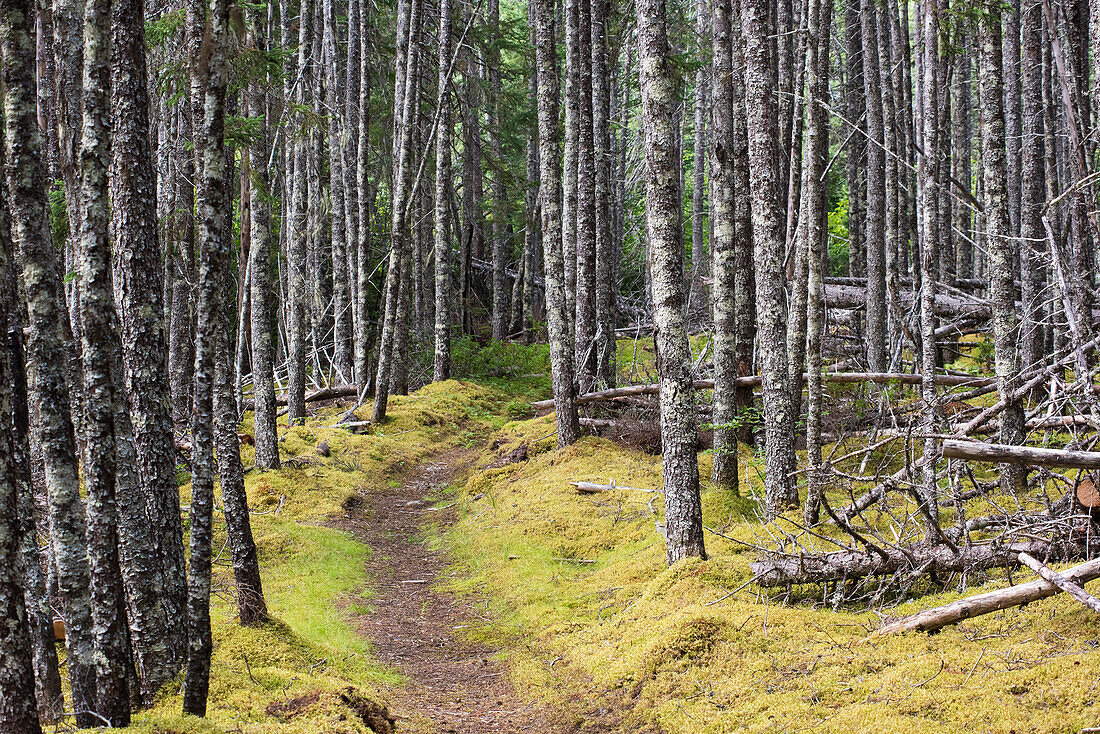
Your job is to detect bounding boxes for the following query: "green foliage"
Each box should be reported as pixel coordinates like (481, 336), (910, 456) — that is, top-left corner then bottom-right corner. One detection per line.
(827, 194), (850, 275)
(49, 181), (68, 249)
(450, 336), (550, 379)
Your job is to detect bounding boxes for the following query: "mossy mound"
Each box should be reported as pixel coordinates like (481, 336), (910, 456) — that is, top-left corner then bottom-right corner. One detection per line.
(444, 414), (1100, 734)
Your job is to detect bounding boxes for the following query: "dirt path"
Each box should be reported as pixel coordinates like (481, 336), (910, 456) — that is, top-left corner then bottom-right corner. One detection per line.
(338, 452), (559, 734)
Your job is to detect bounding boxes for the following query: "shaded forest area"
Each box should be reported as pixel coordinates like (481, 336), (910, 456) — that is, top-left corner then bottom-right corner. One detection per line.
(1, 0), (1100, 728)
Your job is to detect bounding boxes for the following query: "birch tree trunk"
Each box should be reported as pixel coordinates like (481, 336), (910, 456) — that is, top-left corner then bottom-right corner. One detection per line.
(637, 0), (705, 564)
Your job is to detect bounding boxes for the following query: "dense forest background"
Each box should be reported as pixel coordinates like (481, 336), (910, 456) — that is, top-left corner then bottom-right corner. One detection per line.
(2, 0), (1100, 728)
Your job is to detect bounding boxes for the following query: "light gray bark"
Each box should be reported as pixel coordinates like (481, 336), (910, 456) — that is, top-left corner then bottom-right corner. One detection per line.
(637, 0), (705, 564)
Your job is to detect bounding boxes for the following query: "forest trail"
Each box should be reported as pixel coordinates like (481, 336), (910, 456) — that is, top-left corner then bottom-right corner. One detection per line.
(338, 451), (556, 734)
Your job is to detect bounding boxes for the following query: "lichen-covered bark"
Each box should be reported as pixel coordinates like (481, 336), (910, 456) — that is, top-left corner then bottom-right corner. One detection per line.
(77, 0), (132, 717)
(709, 0), (738, 494)
(637, 0), (705, 564)
(740, 0), (797, 516)
(860, 0), (887, 373)
(0, 262), (40, 734)
(372, 0), (420, 423)
(978, 1), (1026, 494)
(590, 0), (615, 386)
(247, 6), (280, 471)
(110, 0), (185, 679)
(184, 0), (232, 711)
(488, 0), (509, 341)
(533, 0), (581, 447)
(214, 284), (268, 626)
(433, 0), (453, 381)
(801, 0), (831, 526)
(1019, 0), (1045, 371)
(286, 0), (313, 425)
(354, 2), (373, 387)
(573, 0), (597, 391)
(1, 0), (97, 722)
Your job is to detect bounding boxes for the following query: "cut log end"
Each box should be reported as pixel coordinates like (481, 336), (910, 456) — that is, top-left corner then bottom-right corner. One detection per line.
(1077, 477), (1100, 510)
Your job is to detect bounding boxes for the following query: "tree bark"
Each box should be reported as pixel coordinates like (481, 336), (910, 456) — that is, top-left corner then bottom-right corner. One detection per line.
(533, 0), (581, 447)
(740, 0), (797, 516)
(184, 0), (232, 711)
(637, 0), (705, 564)
(1, 0), (98, 721)
(433, 0), (453, 380)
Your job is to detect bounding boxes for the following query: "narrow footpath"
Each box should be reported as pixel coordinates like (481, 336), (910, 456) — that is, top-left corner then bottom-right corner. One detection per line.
(338, 452), (556, 734)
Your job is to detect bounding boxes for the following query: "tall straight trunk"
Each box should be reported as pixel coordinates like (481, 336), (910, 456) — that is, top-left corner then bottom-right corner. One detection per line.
(730, 0), (755, 446)
(434, 0), (453, 380)
(574, 0), (597, 389)
(460, 47), (483, 334)
(0, 138), (45, 734)
(323, 0), (353, 383)
(637, 0), (705, 564)
(978, 1), (1026, 493)
(741, 0), (797, 516)
(1003, 0), (1022, 238)
(918, 0), (941, 533)
(344, 0), (361, 332)
(183, 0), (231, 711)
(860, 0), (887, 372)
(533, 0), (581, 447)
(691, 0), (709, 294)
(561, 0), (580, 334)
(248, 3), (280, 470)
(77, 0), (131, 718)
(844, 0), (865, 279)
(709, 0), (738, 493)
(591, 0), (614, 385)
(953, 38), (973, 279)
(802, 0), (831, 526)
(286, 0), (313, 424)
(0, 292), (40, 734)
(373, 0), (420, 423)
(488, 0), (509, 340)
(214, 279), (267, 626)
(110, 0), (185, 683)
(1, 0), (98, 722)
(354, 4), (373, 387)
(1019, 0), (1046, 371)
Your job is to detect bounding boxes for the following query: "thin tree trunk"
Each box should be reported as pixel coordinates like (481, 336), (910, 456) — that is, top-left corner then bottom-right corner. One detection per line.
(434, 0), (453, 380)
(533, 0), (581, 447)
(183, 0), (232, 711)
(1019, 0), (1046, 372)
(591, 0), (614, 385)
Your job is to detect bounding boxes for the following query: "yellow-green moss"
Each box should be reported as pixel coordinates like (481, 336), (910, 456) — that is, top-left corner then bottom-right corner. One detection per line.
(443, 416), (1100, 734)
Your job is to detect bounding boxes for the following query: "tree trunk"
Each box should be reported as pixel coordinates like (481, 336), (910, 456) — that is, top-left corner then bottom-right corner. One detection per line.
(709, 0), (738, 494)
(434, 0), (453, 380)
(2, 0), (98, 721)
(978, 1), (1026, 494)
(1019, 0), (1046, 372)
(591, 0), (614, 385)
(183, 0), (232, 711)
(741, 0), (797, 516)
(637, 0), (705, 565)
(533, 0), (581, 447)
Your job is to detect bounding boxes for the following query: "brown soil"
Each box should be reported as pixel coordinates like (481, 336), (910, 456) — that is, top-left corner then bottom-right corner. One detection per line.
(336, 451), (618, 734)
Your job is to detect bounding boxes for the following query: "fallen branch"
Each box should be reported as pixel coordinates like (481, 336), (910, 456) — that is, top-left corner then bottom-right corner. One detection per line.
(941, 439), (1100, 470)
(872, 555), (1100, 636)
(533, 372), (996, 411)
(570, 481), (661, 494)
(1017, 552), (1100, 613)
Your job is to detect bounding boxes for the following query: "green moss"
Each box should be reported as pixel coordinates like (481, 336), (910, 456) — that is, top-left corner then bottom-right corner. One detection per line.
(443, 412), (1100, 734)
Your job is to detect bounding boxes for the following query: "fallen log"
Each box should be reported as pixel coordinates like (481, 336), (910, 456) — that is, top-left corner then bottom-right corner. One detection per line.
(240, 384), (361, 412)
(1017, 552), (1100, 613)
(533, 372), (996, 411)
(751, 541), (1054, 587)
(941, 439), (1100, 470)
(872, 555), (1100, 636)
(824, 283), (989, 319)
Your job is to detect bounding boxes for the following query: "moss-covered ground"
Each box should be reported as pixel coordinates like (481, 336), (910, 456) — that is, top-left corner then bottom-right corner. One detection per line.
(114, 338), (1100, 733)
